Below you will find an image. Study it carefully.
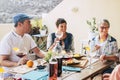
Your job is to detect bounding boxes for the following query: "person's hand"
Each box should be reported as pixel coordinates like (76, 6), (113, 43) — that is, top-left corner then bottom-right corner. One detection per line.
(95, 45), (101, 50)
(54, 38), (60, 43)
(103, 73), (110, 80)
(100, 55), (106, 61)
(17, 56), (28, 66)
(39, 53), (45, 58)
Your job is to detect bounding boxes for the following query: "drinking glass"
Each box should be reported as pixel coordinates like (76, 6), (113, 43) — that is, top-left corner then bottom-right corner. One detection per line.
(54, 31), (64, 54)
(13, 47), (27, 58)
(0, 67), (5, 79)
(13, 47), (28, 68)
(55, 31), (63, 39)
(84, 46), (93, 69)
(81, 40), (93, 69)
(63, 60), (68, 74)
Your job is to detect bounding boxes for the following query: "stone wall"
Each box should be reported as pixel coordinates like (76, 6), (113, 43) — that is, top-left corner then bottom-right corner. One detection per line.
(0, 0), (63, 23)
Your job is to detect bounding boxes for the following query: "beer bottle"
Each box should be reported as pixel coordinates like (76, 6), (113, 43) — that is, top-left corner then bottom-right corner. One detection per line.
(49, 57), (58, 80)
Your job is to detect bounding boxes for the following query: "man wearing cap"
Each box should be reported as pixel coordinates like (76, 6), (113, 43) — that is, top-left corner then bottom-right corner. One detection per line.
(0, 13), (44, 71)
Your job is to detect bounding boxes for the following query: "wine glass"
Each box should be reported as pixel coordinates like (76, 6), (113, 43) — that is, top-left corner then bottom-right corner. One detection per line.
(0, 67), (5, 79)
(13, 47), (27, 58)
(55, 31), (63, 39)
(82, 40), (93, 69)
(13, 47), (28, 67)
(54, 31), (64, 54)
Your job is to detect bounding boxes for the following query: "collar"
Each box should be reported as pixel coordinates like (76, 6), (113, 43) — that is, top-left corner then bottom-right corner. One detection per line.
(12, 30), (25, 38)
(94, 34), (111, 42)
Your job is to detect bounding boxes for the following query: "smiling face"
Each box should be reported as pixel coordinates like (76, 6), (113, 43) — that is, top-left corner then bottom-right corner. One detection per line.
(57, 22), (67, 33)
(98, 20), (110, 37)
(56, 18), (67, 34)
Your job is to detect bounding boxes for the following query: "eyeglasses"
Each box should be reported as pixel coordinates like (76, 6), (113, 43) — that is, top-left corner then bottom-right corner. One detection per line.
(100, 27), (109, 30)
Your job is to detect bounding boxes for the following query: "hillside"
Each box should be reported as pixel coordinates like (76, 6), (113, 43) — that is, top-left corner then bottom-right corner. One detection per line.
(0, 0), (63, 23)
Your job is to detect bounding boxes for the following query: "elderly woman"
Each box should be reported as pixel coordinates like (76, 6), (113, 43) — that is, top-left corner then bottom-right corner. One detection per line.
(47, 18), (74, 53)
(90, 19), (118, 73)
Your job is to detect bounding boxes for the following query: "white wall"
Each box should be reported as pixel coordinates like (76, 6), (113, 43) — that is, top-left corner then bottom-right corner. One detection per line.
(43, 0), (120, 52)
(0, 24), (14, 40)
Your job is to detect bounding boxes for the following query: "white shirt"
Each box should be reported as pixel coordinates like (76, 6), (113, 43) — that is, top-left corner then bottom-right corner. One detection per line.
(0, 30), (37, 64)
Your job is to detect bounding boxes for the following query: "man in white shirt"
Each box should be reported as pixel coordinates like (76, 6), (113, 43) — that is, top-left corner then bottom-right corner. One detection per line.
(0, 13), (44, 70)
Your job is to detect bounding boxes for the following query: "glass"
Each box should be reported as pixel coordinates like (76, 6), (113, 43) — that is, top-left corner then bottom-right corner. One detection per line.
(13, 47), (27, 58)
(81, 40), (93, 69)
(13, 47), (28, 69)
(53, 31), (64, 54)
(54, 41), (63, 54)
(0, 67), (5, 79)
(81, 40), (90, 55)
(63, 60), (68, 74)
(55, 31), (63, 39)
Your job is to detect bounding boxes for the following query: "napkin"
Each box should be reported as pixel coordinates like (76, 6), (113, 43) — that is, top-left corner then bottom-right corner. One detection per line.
(22, 70), (48, 80)
(62, 66), (81, 72)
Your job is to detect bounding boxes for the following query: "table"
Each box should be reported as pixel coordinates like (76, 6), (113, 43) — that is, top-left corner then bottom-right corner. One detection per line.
(63, 60), (113, 80)
(7, 58), (113, 80)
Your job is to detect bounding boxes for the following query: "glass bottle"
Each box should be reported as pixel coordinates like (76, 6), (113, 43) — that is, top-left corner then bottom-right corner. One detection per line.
(49, 56), (58, 80)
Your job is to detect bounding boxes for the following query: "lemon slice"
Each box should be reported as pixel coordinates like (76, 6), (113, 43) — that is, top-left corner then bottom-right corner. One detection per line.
(85, 46), (90, 51)
(13, 47), (19, 52)
(0, 67), (5, 73)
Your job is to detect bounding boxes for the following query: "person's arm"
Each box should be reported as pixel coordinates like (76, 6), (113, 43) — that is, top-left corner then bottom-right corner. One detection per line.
(0, 55), (17, 67)
(32, 47), (44, 58)
(100, 55), (118, 61)
(0, 55), (28, 67)
(109, 64), (120, 80)
(47, 33), (61, 51)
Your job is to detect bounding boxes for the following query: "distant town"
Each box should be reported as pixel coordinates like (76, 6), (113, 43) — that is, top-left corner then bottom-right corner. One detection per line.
(0, 0), (62, 23)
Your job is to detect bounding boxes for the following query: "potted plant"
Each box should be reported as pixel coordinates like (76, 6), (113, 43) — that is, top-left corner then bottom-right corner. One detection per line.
(86, 17), (98, 39)
(29, 18), (41, 35)
(30, 18), (48, 51)
(40, 25), (48, 35)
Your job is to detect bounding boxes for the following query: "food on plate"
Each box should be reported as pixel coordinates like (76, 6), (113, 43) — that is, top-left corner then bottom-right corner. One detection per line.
(26, 60), (34, 68)
(67, 59), (73, 64)
(61, 50), (66, 54)
(73, 54), (80, 57)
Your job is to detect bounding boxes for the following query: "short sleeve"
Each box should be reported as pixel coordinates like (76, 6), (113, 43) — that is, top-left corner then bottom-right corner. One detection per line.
(0, 38), (11, 55)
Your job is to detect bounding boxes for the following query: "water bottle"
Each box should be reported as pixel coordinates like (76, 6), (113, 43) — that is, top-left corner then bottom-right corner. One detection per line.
(49, 57), (58, 80)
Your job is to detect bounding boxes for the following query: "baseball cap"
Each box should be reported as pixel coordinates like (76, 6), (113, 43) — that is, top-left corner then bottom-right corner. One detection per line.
(13, 13), (32, 24)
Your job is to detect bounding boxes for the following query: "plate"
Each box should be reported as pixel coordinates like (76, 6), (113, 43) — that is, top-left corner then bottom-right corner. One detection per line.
(73, 55), (85, 59)
(9, 65), (36, 74)
(67, 62), (80, 65)
(63, 58), (80, 65)
(62, 55), (72, 60)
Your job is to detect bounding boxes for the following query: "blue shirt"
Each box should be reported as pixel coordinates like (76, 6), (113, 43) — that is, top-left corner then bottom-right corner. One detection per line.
(90, 34), (118, 56)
